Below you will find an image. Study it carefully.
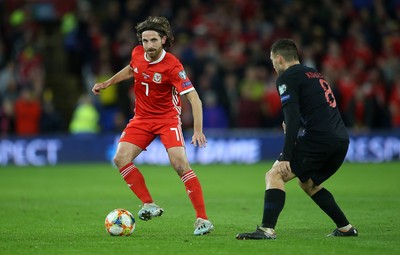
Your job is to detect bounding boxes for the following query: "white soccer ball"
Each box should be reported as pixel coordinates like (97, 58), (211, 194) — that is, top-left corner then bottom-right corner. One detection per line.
(105, 209), (136, 236)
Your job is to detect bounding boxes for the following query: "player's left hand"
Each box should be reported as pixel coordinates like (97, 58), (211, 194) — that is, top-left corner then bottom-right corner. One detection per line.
(191, 132), (207, 148)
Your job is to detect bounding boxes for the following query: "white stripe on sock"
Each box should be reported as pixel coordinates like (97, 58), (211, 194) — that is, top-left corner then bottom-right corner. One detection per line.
(121, 164), (135, 178)
(181, 171), (196, 183)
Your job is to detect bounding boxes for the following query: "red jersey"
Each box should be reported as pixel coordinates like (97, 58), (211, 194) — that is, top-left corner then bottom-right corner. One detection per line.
(129, 45), (195, 119)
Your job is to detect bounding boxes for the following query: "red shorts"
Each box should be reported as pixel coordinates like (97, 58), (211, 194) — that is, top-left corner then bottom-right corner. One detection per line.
(119, 117), (186, 150)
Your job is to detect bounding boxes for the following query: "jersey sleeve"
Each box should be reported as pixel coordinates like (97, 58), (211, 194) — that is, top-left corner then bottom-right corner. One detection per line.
(170, 61), (195, 95)
(277, 75), (301, 161)
(129, 46), (138, 68)
(129, 45), (143, 74)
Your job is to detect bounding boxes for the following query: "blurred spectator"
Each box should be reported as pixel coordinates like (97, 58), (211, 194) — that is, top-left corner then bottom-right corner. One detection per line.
(96, 62), (117, 106)
(39, 90), (64, 133)
(346, 87), (370, 131)
(40, 100), (64, 134)
(237, 65), (264, 127)
(1, 0), (400, 134)
(389, 74), (400, 129)
(378, 34), (400, 85)
(69, 94), (99, 134)
(14, 88), (41, 136)
(100, 1), (122, 42)
(0, 40), (7, 69)
(321, 39), (346, 83)
(262, 78), (282, 128)
(0, 61), (16, 99)
(0, 99), (15, 137)
(220, 72), (240, 127)
(336, 71), (358, 126)
(365, 68), (390, 128)
(15, 45), (44, 96)
(0, 76), (19, 104)
(202, 91), (228, 129)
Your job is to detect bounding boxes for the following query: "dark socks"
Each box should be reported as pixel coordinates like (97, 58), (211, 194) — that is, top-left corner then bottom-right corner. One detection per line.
(311, 188), (349, 228)
(261, 189), (286, 228)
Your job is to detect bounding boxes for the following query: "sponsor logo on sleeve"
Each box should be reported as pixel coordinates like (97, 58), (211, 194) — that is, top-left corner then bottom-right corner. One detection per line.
(182, 81), (192, 88)
(281, 94), (291, 102)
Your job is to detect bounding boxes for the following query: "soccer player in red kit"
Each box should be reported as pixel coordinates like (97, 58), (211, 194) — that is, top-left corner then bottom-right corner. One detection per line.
(92, 16), (214, 235)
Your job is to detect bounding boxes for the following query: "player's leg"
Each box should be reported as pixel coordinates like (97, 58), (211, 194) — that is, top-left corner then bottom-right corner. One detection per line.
(236, 160), (296, 240)
(299, 140), (357, 237)
(168, 146), (206, 219)
(158, 121), (213, 235)
(116, 122), (163, 220)
(299, 179), (357, 236)
(114, 141), (153, 203)
(299, 179), (350, 228)
(161, 123), (207, 219)
(167, 146), (214, 235)
(262, 160), (296, 228)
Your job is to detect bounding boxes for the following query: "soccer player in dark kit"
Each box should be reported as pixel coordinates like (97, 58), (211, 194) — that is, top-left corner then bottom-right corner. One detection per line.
(236, 38), (358, 240)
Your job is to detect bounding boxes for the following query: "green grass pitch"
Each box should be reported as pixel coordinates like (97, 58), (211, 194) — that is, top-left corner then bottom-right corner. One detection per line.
(1, 162), (399, 255)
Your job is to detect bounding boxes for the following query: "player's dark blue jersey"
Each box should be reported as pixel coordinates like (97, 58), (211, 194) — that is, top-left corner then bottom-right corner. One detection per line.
(276, 64), (349, 161)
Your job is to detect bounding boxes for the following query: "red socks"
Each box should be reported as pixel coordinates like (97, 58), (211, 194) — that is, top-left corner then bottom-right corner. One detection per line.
(119, 164), (208, 219)
(181, 170), (208, 219)
(119, 163), (153, 204)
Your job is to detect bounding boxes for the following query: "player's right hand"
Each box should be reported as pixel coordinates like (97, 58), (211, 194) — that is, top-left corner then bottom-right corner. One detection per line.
(92, 82), (108, 95)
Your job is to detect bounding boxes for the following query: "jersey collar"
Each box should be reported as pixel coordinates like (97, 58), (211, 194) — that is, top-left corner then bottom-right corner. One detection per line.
(144, 49), (166, 64)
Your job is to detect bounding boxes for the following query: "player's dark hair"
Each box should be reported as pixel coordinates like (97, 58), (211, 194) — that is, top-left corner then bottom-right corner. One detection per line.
(136, 16), (174, 49)
(270, 38), (299, 62)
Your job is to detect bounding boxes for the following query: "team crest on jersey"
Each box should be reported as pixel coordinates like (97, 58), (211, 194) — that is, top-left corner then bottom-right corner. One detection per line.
(178, 70), (187, 80)
(278, 84), (287, 95)
(153, 72), (162, 83)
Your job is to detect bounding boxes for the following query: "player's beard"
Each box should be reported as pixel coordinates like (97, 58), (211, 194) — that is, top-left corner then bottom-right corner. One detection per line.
(146, 47), (162, 61)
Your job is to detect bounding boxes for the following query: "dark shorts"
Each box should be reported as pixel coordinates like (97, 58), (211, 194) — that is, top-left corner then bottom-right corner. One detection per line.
(287, 137), (349, 186)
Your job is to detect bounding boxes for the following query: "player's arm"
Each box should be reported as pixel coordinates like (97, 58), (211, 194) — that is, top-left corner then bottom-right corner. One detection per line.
(185, 90), (207, 148)
(273, 103), (300, 179)
(92, 65), (134, 95)
(277, 78), (300, 162)
(281, 103), (301, 161)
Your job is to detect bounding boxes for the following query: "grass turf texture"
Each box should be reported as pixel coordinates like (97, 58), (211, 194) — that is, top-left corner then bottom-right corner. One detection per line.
(0, 162), (399, 255)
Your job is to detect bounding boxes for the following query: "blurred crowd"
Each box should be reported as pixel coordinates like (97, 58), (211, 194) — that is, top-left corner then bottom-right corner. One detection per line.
(1, 0), (400, 137)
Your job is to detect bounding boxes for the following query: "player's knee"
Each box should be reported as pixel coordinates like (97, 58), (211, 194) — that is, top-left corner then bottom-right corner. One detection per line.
(265, 168), (280, 183)
(298, 180), (308, 191)
(113, 156), (122, 168)
(298, 179), (317, 196)
(113, 153), (129, 169)
(171, 159), (189, 176)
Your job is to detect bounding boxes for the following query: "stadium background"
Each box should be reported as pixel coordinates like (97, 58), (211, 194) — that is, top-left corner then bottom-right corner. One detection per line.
(1, 0), (400, 165)
(1, 3), (400, 255)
